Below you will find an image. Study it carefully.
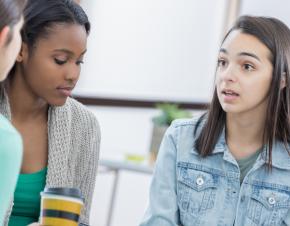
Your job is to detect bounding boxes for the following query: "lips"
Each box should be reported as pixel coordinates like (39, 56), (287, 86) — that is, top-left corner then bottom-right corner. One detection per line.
(222, 89), (239, 96)
(221, 88), (239, 102)
(56, 86), (74, 97)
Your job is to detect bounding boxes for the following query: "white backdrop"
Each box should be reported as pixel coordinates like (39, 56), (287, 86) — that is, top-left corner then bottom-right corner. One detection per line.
(240, 0), (290, 27)
(74, 0), (228, 102)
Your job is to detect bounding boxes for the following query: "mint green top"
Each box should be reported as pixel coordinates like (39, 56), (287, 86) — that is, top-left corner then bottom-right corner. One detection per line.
(0, 114), (23, 225)
(237, 148), (262, 184)
(8, 167), (47, 226)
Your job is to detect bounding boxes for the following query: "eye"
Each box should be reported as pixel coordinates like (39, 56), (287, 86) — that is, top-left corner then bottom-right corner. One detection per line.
(217, 58), (227, 68)
(242, 63), (254, 71)
(76, 60), (84, 66)
(54, 58), (67, 65)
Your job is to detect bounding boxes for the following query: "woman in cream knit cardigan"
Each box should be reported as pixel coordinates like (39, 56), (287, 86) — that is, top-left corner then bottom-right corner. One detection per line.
(1, 0), (101, 225)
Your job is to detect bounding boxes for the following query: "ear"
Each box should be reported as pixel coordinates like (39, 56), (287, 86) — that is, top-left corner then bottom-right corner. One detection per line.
(280, 72), (287, 90)
(16, 42), (29, 63)
(0, 26), (11, 48)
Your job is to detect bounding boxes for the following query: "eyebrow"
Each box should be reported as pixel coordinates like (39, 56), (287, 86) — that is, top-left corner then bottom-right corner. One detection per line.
(53, 49), (87, 56)
(219, 48), (261, 62)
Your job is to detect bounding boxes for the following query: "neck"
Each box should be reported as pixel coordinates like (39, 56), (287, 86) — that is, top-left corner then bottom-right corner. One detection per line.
(226, 109), (267, 158)
(7, 69), (48, 122)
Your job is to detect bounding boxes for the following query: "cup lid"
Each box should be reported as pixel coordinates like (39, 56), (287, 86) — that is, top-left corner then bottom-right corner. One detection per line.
(41, 187), (83, 200)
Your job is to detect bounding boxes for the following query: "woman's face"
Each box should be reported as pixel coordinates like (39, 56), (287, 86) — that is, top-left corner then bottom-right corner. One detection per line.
(216, 30), (273, 116)
(18, 23), (87, 106)
(0, 17), (23, 81)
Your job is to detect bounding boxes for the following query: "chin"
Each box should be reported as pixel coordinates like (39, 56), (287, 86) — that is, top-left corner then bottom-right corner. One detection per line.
(0, 73), (7, 82)
(220, 103), (239, 113)
(49, 97), (68, 107)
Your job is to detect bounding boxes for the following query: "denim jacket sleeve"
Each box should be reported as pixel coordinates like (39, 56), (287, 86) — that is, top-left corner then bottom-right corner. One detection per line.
(140, 123), (180, 226)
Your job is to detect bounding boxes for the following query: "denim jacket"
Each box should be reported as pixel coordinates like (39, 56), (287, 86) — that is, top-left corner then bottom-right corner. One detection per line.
(140, 116), (290, 226)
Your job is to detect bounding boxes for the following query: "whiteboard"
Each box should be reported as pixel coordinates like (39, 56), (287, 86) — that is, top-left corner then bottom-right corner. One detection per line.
(74, 0), (228, 102)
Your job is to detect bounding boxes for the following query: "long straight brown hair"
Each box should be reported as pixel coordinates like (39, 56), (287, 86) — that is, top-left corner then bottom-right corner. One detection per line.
(195, 16), (290, 167)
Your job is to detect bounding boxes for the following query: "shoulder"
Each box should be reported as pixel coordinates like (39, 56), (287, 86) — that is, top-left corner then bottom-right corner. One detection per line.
(271, 141), (290, 169)
(162, 113), (206, 149)
(66, 98), (95, 119)
(0, 115), (22, 157)
(63, 98), (101, 141)
(66, 98), (98, 124)
(0, 114), (21, 139)
(169, 113), (206, 136)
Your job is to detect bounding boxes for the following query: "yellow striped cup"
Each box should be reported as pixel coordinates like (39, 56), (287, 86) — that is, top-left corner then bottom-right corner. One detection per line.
(40, 187), (84, 226)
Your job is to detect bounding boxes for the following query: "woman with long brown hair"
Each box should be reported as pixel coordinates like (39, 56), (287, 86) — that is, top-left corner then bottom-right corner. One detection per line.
(0, 0), (26, 224)
(140, 16), (290, 226)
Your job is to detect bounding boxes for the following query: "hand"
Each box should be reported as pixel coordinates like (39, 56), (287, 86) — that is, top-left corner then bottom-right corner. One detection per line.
(27, 223), (41, 226)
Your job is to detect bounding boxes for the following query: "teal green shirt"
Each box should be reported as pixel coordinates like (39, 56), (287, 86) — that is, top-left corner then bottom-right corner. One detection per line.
(237, 148), (262, 184)
(8, 167), (47, 226)
(0, 114), (23, 225)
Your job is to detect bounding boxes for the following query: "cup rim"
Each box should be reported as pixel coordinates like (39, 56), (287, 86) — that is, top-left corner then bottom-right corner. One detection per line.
(41, 187), (84, 201)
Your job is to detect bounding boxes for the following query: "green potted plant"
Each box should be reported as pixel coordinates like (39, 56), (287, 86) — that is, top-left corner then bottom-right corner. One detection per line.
(149, 103), (192, 162)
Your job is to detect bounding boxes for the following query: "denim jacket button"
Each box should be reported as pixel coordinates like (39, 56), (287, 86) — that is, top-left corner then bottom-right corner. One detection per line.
(196, 176), (204, 186)
(268, 196), (276, 205)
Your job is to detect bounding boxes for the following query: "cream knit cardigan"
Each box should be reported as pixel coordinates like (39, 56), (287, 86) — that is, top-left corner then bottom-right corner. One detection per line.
(0, 88), (101, 226)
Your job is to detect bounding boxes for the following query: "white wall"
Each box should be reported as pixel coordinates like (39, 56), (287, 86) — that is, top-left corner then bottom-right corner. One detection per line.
(88, 106), (158, 156)
(76, 0), (228, 102)
(90, 170), (152, 226)
(240, 0), (290, 27)
(87, 106), (163, 226)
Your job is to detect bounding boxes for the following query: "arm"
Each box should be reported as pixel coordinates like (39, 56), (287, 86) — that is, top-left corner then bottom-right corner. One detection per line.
(140, 123), (180, 226)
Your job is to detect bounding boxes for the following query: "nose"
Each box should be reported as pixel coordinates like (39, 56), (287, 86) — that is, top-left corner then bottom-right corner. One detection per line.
(64, 64), (80, 83)
(219, 64), (237, 83)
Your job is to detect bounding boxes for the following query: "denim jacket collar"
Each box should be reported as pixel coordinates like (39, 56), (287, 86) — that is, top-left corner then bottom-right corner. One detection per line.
(212, 127), (227, 154)
(259, 142), (290, 170)
(191, 126), (290, 170)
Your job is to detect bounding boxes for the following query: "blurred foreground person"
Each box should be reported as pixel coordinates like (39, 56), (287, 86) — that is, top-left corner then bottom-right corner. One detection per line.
(0, 0), (26, 224)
